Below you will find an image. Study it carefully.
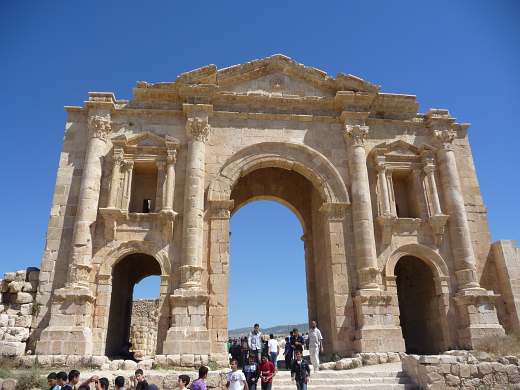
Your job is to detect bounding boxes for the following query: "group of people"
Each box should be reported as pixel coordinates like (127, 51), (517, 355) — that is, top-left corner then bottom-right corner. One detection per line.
(226, 321), (324, 390)
(46, 368), (160, 390)
(45, 322), (323, 390)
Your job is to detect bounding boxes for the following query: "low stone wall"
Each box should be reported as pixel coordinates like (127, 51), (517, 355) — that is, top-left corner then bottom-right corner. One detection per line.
(0, 268), (39, 356)
(130, 299), (159, 358)
(402, 351), (520, 389)
(319, 351), (402, 370)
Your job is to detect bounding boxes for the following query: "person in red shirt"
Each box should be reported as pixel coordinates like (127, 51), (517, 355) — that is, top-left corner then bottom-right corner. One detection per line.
(259, 354), (275, 390)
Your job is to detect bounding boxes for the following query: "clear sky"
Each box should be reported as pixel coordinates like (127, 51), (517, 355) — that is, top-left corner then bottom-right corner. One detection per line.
(1, 1), (519, 329)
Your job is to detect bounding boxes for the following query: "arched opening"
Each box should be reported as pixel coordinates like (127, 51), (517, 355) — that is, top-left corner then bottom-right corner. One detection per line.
(229, 200), (307, 330)
(105, 253), (161, 358)
(395, 256), (442, 354)
(227, 166), (325, 343)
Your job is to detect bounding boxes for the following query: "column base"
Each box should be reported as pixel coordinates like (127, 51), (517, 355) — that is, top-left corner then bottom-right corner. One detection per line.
(162, 288), (211, 361)
(454, 288), (505, 349)
(35, 285), (95, 355)
(353, 289), (405, 353)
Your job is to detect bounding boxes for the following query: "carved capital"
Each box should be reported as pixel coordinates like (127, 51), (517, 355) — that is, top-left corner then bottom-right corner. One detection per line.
(433, 129), (456, 150)
(374, 155), (386, 173)
(166, 149), (177, 164)
(88, 115), (111, 141)
(344, 124), (369, 147)
(113, 150), (124, 166)
(186, 117), (210, 142)
(123, 160), (134, 171)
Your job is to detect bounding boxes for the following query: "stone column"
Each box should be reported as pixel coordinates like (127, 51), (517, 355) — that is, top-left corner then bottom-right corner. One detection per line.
(343, 124), (379, 289)
(162, 149), (177, 212)
(37, 110), (112, 356)
(433, 129), (480, 289)
(301, 234), (317, 327)
(342, 116), (405, 353)
(67, 114), (112, 288)
(163, 104), (213, 363)
(122, 160), (134, 211)
(180, 115), (210, 288)
(375, 156), (392, 217)
(422, 153), (449, 244)
(155, 161), (166, 212)
(107, 150), (123, 209)
(426, 110), (504, 347)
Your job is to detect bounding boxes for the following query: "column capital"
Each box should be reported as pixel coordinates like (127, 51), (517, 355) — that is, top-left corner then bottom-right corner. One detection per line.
(374, 155), (386, 172)
(186, 117), (210, 143)
(166, 149), (177, 164)
(343, 124), (369, 147)
(113, 150), (124, 165)
(433, 129), (457, 150)
(123, 160), (134, 170)
(88, 114), (111, 141)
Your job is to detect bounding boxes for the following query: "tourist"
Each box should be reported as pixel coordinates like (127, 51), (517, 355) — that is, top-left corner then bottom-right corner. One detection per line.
(78, 386), (90, 390)
(259, 354), (275, 390)
(248, 323), (262, 363)
(226, 358), (248, 390)
(308, 320), (324, 372)
(47, 372), (59, 390)
(241, 336), (250, 367)
(291, 350), (310, 390)
(177, 374), (191, 389)
(283, 336), (293, 370)
(267, 334), (279, 369)
(56, 372), (68, 388)
(303, 333), (309, 350)
(290, 328), (304, 357)
(242, 354), (260, 390)
(115, 376), (126, 390)
(230, 339), (242, 366)
(135, 369), (149, 390)
(262, 335), (269, 358)
(97, 377), (110, 390)
(61, 369), (80, 390)
(191, 366), (209, 390)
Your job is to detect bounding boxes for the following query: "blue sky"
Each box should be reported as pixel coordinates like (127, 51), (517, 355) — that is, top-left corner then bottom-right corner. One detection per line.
(1, 1), (519, 329)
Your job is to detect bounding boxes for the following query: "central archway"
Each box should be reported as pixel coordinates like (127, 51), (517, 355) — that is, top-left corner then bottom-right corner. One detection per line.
(207, 142), (352, 355)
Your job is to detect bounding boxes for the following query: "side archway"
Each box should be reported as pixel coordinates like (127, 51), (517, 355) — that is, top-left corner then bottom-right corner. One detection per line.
(385, 244), (451, 353)
(92, 241), (170, 357)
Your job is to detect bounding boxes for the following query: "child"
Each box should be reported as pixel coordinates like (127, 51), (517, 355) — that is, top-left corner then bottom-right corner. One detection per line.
(177, 374), (190, 389)
(259, 355), (275, 390)
(291, 350), (310, 390)
(47, 372), (59, 390)
(243, 354), (260, 390)
(226, 359), (248, 390)
(191, 366), (209, 390)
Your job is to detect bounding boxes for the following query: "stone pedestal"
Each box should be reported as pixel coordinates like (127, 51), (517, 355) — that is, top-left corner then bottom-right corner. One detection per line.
(454, 288), (505, 349)
(353, 289), (405, 353)
(162, 288), (211, 362)
(36, 286), (95, 355)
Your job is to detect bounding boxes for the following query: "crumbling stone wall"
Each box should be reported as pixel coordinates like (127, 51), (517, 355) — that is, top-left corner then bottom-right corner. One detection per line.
(0, 268), (39, 356)
(130, 299), (159, 358)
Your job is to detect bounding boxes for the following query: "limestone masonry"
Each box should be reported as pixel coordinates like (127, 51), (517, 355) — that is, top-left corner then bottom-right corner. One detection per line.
(1, 55), (520, 366)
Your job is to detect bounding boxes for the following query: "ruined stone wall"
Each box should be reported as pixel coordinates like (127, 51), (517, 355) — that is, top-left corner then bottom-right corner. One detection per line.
(129, 299), (159, 358)
(0, 268), (39, 356)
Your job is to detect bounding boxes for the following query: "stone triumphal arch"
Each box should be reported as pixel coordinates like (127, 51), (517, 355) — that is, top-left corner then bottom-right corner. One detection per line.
(27, 55), (520, 365)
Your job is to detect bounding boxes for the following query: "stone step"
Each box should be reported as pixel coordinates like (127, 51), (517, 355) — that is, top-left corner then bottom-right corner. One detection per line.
(265, 385), (417, 389)
(273, 370), (406, 378)
(272, 377), (413, 385)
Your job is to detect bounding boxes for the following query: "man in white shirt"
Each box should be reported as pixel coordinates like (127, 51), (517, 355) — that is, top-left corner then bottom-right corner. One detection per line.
(248, 323), (262, 363)
(267, 334), (280, 369)
(308, 320), (324, 372)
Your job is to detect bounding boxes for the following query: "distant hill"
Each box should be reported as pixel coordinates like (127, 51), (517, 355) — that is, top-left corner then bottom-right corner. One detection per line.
(229, 323), (309, 338)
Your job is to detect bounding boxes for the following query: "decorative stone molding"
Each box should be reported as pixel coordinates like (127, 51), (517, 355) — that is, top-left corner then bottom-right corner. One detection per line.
(208, 200), (234, 220)
(319, 202), (349, 221)
(433, 129), (456, 150)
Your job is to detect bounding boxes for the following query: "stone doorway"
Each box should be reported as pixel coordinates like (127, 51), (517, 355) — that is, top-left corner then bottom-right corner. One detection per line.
(105, 253), (161, 358)
(395, 256), (443, 354)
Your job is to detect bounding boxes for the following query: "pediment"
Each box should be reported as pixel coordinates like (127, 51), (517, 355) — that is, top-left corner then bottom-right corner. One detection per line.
(174, 54), (379, 96)
(113, 132), (179, 149)
(375, 140), (420, 157)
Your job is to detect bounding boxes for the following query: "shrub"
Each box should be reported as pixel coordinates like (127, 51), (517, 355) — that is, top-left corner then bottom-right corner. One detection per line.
(15, 368), (46, 390)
